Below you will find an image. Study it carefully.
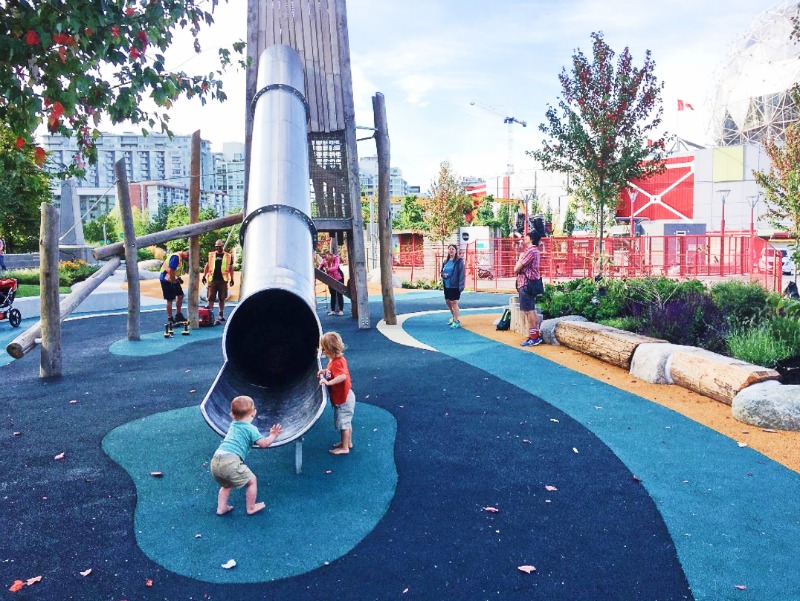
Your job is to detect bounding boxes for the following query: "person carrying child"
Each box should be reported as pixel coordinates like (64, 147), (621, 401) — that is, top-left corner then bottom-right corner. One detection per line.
(318, 331), (355, 455)
(210, 395), (282, 516)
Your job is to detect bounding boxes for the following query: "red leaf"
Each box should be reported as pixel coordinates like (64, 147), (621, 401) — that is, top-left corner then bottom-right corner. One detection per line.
(25, 30), (40, 46)
(145, 578), (153, 587)
(8, 580), (25, 592)
(517, 565), (537, 574)
(25, 576), (42, 586)
(15, 137), (25, 149)
(111, 25), (120, 38)
(125, 7), (135, 16)
(34, 147), (47, 166)
(545, 485), (557, 492)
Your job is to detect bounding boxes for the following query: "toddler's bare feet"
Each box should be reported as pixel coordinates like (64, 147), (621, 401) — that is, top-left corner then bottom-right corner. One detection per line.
(216, 505), (234, 515)
(329, 447), (349, 455)
(332, 442), (353, 449)
(247, 502), (266, 515)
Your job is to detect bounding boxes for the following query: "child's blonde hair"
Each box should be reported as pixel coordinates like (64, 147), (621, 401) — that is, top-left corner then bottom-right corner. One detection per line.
(231, 395), (255, 419)
(320, 331), (345, 358)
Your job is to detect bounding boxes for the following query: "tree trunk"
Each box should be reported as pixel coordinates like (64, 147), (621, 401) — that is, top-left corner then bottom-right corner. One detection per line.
(39, 203), (62, 377)
(188, 131), (201, 329)
(373, 92), (396, 325)
(115, 159), (141, 341)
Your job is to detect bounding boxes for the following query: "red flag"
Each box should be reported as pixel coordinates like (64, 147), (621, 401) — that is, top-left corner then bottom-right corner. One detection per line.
(677, 99), (694, 111)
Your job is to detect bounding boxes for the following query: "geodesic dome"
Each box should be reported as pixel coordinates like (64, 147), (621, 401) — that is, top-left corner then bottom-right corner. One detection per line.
(710, 0), (800, 145)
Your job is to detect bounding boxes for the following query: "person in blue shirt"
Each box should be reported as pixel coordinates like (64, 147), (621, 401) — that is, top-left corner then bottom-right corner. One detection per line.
(210, 395), (282, 516)
(159, 250), (189, 323)
(441, 244), (465, 328)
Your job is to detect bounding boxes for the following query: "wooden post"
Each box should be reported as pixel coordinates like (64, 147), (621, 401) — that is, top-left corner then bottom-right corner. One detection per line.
(373, 92), (396, 325)
(115, 159), (141, 341)
(7, 257), (121, 359)
(92, 213), (242, 261)
(39, 203), (62, 377)
(188, 131), (201, 328)
(337, 0), (370, 328)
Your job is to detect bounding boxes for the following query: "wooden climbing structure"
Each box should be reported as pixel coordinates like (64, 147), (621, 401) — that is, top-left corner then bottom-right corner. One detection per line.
(245, 0), (370, 328)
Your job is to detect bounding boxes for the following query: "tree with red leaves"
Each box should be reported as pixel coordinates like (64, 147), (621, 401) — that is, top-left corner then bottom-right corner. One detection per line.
(529, 32), (669, 267)
(0, 0), (245, 175)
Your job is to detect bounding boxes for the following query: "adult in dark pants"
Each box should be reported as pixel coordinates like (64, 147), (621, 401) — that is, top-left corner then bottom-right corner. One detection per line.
(321, 250), (344, 316)
(514, 231), (542, 346)
(0, 237), (6, 271)
(441, 244), (465, 328)
(202, 239), (234, 325)
(160, 250), (189, 324)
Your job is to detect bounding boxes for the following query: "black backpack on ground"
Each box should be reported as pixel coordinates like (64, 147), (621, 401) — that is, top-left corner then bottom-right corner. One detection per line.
(496, 309), (511, 331)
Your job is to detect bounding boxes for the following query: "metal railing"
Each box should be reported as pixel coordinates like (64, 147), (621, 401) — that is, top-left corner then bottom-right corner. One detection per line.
(390, 234), (785, 293)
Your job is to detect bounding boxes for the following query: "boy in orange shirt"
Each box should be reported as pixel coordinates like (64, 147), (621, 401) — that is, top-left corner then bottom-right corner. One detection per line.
(318, 332), (355, 455)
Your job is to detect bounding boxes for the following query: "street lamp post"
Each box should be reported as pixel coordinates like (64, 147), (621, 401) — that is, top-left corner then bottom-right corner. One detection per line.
(629, 189), (639, 238)
(746, 193), (761, 271)
(717, 189), (731, 274)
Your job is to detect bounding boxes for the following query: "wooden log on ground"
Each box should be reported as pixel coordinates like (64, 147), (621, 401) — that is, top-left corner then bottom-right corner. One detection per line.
(554, 320), (665, 370)
(39, 203), (62, 377)
(669, 349), (780, 405)
(7, 257), (121, 359)
(92, 213), (243, 260)
(115, 159), (140, 341)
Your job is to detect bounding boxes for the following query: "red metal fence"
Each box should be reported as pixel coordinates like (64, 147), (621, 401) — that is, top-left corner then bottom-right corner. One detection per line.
(391, 234), (785, 294)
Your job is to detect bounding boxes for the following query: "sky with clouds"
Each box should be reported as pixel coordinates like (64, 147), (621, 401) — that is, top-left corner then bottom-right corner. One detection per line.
(154, 0), (783, 193)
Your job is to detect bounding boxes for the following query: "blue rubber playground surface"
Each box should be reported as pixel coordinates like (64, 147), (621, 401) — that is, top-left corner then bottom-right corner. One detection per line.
(1, 291), (799, 600)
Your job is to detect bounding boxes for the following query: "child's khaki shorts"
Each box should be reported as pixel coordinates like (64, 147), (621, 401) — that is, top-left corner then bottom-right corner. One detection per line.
(333, 389), (356, 430)
(210, 453), (254, 489)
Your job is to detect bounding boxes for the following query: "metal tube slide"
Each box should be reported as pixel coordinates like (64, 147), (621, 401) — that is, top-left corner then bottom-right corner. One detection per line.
(201, 45), (325, 446)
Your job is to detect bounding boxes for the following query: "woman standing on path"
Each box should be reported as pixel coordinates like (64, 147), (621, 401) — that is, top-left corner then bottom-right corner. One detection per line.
(441, 244), (465, 328)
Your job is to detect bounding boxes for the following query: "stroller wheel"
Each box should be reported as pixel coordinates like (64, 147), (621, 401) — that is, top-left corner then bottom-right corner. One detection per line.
(9, 308), (21, 328)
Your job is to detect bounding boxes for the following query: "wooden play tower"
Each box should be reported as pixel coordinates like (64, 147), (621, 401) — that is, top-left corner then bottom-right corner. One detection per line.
(245, 0), (370, 328)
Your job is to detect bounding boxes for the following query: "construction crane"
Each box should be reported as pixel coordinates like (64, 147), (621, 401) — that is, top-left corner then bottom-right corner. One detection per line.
(469, 100), (527, 177)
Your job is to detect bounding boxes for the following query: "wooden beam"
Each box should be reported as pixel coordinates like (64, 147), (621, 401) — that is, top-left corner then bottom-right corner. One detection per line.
(39, 203), (62, 377)
(115, 159), (141, 341)
(315, 267), (350, 297)
(6, 257), (121, 360)
(92, 213), (243, 260)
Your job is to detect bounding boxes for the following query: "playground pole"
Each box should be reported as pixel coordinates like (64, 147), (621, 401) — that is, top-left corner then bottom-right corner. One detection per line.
(373, 92), (397, 325)
(115, 159), (141, 341)
(39, 203), (62, 377)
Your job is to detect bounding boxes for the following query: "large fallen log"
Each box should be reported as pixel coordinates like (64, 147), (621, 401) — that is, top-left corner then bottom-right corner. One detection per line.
(554, 320), (665, 370)
(93, 213), (243, 260)
(669, 349), (780, 405)
(6, 256), (121, 359)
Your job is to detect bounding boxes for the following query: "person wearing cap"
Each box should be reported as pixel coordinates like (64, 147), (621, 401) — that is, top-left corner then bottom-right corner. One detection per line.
(514, 230), (543, 347)
(202, 240), (235, 325)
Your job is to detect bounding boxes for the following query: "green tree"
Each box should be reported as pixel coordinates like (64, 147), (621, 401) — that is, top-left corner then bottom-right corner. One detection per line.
(1, 0), (246, 174)
(83, 212), (119, 244)
(392, 194), (426, 230)
(474, 195), (501, 230)
(497, 202), (513, 238)
(529, 32), (669, 269)
(162, 204), (236, 258)
(422, 161), (472, 249)
(563, 199), (577, 237)
(753, 121), (800, 282)
(0, 123), (53, 252)
(145, 201), (171, 235)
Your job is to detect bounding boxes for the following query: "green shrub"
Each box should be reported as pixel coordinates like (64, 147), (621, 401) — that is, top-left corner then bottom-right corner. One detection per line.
(137, 247), (155, 261)
(598, 316), (641, 332)
(711, 281), (770, 329)
(4, 268), (40, 285)
(728, 324), (799, 367)
(766, 316), (800, 352)
(539, 277), (627, 322)
(58, 260), (100, 287)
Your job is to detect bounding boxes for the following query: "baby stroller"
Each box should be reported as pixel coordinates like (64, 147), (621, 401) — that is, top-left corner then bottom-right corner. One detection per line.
(0, 278), (21, 328)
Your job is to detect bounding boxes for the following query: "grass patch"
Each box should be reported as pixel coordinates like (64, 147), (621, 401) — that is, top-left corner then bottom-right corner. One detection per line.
(727, 325), (799, 367)
(16, 284), (72, 298)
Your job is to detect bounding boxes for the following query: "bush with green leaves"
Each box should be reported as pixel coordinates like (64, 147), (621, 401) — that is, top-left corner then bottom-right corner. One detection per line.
(728, 320), (800, 367)
(710, 281), (771, 329)
(539, 277), (627, 322)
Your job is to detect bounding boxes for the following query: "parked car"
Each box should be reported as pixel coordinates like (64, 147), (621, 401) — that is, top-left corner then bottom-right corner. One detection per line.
(759, 246), (796, 275)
